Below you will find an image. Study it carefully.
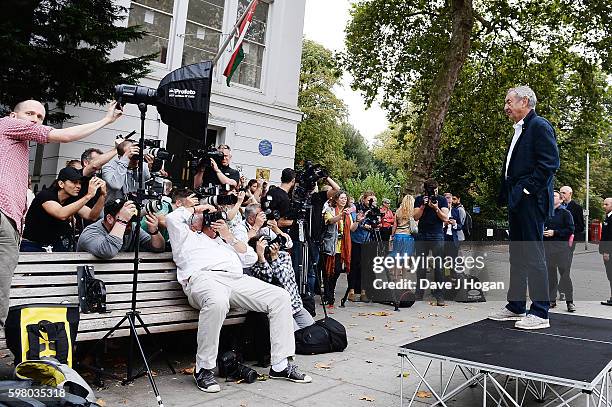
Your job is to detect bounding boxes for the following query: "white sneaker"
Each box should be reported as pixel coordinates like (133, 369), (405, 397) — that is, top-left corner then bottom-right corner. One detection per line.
(488, 307), (526, 321)
(515, 314), (550, 330)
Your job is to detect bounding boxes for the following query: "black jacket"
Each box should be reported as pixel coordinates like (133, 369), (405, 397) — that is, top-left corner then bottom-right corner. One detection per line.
(600, 214), (611, 255)
(566, 200), (585, 241)
(544, 207), (574, 242)
(498, 110), (560, 218)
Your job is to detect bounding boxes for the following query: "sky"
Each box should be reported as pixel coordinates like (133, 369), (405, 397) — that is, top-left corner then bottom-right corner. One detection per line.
(302, 0), (388, 144)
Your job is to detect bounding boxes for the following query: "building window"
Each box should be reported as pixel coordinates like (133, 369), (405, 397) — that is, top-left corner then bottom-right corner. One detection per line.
(182, 0), (225, 66)
(231, 0), (268, 89)
(124, 0), (175, 64)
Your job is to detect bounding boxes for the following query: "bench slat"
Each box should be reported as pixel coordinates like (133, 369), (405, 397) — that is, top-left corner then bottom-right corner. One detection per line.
(15, 262), (177, 274)
(12, 272), (178, 286)
(17, 252), (173, 263)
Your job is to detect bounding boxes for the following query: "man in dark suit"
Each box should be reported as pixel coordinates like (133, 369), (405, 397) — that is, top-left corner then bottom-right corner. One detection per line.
(559, 185), (585, 301)
(600, 198), (612, 306)
(489, 85), (560, 330)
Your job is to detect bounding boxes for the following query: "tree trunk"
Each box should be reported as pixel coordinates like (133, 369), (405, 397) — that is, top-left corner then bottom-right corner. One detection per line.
(406, 0), (474, 194)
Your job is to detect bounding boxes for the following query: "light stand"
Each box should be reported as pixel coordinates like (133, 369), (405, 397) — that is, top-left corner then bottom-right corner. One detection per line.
(81, 104), (174, 407)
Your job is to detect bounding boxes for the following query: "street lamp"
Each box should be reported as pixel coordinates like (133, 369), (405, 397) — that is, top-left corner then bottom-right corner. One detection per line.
(393, 184), (401, 207)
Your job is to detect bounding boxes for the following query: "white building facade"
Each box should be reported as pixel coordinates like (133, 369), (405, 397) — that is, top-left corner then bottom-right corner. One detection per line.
(30, 0), (305, 188)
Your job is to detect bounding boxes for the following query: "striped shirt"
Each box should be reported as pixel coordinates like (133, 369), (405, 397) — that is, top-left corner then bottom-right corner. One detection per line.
(0, 117), (51, 231)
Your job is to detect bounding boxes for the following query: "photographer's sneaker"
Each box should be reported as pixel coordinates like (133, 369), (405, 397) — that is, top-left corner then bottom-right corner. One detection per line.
(269, 364), (312, 383)
(193, 368), (221, 393)
(488, 307), (526, 321)
(515, 314), (550, 330)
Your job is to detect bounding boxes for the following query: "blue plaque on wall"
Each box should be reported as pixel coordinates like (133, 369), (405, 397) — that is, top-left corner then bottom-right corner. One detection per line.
(258, 139), (272, 156)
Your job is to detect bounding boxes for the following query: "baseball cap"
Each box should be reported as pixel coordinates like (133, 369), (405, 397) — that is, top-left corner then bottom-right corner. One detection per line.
(57, 166), (84, 182)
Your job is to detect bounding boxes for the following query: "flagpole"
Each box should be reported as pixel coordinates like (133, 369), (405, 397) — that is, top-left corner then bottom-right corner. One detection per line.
(212, 0), (259, 67)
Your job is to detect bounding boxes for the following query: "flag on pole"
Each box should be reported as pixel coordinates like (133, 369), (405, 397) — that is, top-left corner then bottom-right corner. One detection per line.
(223, 0), (259, 86)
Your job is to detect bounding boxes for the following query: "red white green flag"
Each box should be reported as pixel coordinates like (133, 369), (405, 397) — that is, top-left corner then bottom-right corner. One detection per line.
(223, 0), (259, 86)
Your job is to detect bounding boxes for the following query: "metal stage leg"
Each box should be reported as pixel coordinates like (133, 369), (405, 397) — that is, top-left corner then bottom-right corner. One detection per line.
(408, 359), (433, 406)
(400, 355), (404, 407)
(404, 357), (449, 407)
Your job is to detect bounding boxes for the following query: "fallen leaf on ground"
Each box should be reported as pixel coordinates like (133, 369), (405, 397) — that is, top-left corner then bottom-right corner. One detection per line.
(396, 372), (410, 378)
(359, 396), (375, 402)
(358, 312), (369, 316)
(370, 311), (392, 316)
(257, 374), (268, 381)
(96, 400), (107, 407)
(240, 403), (247, 407)
(180, 366), (195, 375)
(397, 319), (405, 323)
(314, 362), (332, 369)
(416, 391), (432, 398)
(365, 336), (375, 341)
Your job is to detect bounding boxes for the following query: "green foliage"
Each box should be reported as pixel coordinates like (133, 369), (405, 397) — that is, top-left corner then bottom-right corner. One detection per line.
(340, 123), (374, 178)
(0, 0), (153, 123)
(344, 0), (612, 221)
(343, 171), (397, 207)
(296, 39), (357, 179)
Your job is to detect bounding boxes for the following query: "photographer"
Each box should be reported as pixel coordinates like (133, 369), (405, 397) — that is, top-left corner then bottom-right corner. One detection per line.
(264, 168), (295, 231)
(76, 199), (165, 259)
(348, 191), (379, 302)
(21, 167), (107, 252)
(289, 173), (340, 295)
(165, 204), (312, 393)
(101, 139), (152, 203)
(193, 144), (240, 188)
(234, 204), (293, 250)
(413, 179), (449, 306)
(251, 238), (314, 331)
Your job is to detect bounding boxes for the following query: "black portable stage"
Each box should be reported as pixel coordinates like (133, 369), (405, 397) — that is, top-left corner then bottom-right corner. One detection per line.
(398, 313), (612, 406)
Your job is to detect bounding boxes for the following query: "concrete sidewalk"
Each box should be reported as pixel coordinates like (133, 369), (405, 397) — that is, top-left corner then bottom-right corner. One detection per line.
(89, 248), (612, 406)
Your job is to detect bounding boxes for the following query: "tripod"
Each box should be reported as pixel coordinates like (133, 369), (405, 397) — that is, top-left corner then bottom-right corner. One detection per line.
(81, 104), (174, 407)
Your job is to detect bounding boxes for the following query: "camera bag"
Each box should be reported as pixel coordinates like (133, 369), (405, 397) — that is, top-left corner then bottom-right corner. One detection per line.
(295, 317), (347, 355)
(5, 304), (79, 367)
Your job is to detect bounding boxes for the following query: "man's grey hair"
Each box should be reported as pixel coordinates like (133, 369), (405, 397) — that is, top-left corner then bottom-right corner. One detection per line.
(508, 85), (537, 108)
(244, 204), (260, 221)
(560, 186), (573, 194)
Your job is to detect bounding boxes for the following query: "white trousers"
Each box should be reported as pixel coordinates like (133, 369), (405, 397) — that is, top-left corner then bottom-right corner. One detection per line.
(184, 271), (295, 370)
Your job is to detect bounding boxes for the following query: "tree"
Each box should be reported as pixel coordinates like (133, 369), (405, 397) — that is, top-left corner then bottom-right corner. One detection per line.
(344, 0), (612, 194)
(0, 0), (153, 122)
(341, 123), (373, 177)
(296, 39), (356, 179)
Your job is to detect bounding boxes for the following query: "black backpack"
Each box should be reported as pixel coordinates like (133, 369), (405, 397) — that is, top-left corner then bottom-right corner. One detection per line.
(295, 317), (347, 355)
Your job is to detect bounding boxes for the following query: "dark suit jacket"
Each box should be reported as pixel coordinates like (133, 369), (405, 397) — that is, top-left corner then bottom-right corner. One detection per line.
(566, 200), (585, 241)
(600, 214), (611, 255)
(498, 110), (560, 218)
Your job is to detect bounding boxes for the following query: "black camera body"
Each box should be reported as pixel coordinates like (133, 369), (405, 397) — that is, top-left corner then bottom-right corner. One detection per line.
(194, 184), (238, 207)
(423, 185), (438, 206)
(363, 202), (382, 228)
(263, 208), (280, 221)
(186, 147), (224, 169)
(77, 265), (108, 314)
(217, 351), (258, 383)
(202, 210), (228, 227)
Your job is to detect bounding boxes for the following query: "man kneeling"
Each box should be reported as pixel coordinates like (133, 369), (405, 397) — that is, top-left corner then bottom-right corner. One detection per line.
(165, 204), (312, 393)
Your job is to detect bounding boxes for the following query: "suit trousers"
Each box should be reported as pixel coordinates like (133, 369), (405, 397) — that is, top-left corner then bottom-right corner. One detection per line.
(546, 248), (573, 302)
(506, 194), (550, 319)
(605, 259), (612, 298)
(184, 271), (295, 371)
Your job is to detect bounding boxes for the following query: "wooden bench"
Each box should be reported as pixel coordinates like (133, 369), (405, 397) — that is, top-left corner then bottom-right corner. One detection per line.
(1, 252), (247, 353)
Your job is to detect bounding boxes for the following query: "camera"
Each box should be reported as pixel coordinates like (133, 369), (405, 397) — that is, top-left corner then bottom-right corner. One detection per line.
(249, 234), (288, 261)
(263, 208), (280, 221)
(194, 185), (238, 206)
(217, 351), (258, 383)
(423, 185), (437, 205)
(185, 147), (224, 170)
(202, 210), (228, 227)
(363, 198), (382, 227)
(145, 147), (174, 162)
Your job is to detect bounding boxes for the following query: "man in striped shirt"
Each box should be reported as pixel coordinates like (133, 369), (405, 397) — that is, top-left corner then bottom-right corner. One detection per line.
(0, 99), (122, 333)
